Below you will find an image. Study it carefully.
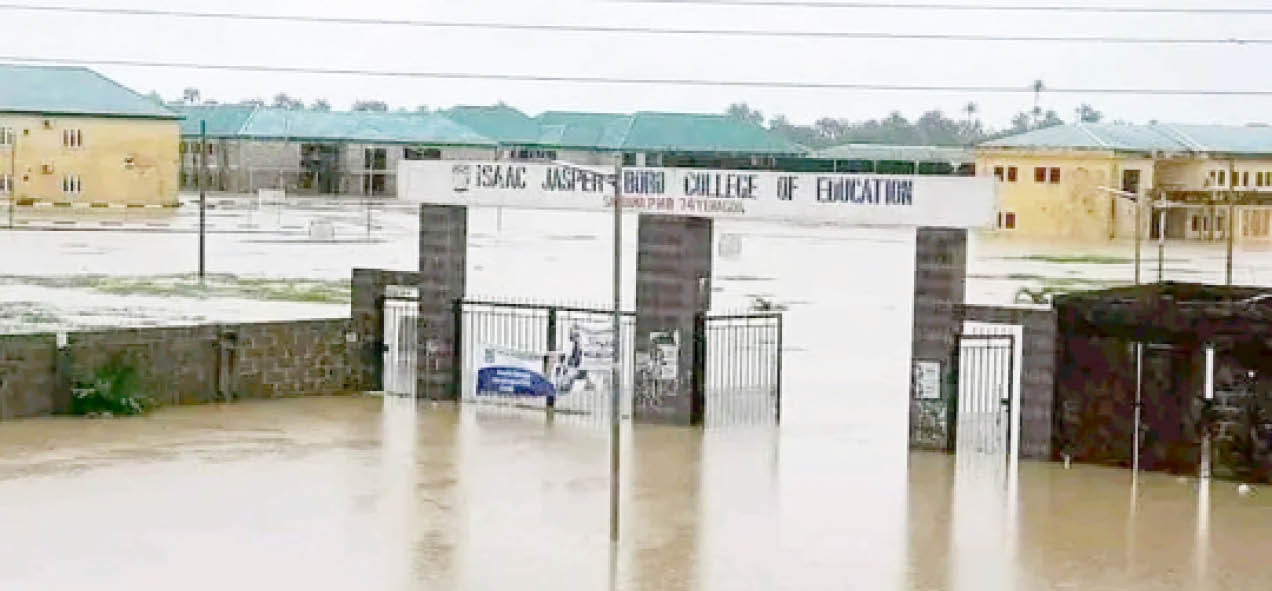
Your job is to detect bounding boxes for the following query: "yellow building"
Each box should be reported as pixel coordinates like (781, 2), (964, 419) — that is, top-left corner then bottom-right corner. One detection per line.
(0, 64), (180, 207)
(976, 124), (1272, 243)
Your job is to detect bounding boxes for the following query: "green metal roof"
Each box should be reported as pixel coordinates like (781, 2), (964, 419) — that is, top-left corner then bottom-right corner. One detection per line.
(443, 105), (541, 144)
(535, 111), (632, 149)
(225, 108), (496, 146)
(0, 64), (178, 119)
(172, 105), (258, 137)
(980, 123), (1272, 155)
(620, 112), (802, 154)
(812, 143), (973, 163)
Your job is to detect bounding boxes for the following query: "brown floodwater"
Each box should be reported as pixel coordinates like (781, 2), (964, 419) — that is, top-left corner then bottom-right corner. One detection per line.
(0, 396), (1269, 591)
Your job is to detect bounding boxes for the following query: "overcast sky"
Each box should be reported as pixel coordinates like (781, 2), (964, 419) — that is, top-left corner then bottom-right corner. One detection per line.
(5, 0), (1272, 130)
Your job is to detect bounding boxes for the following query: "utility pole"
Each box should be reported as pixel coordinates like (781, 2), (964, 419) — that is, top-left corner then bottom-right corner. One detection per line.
(609, 153), (623, 546)
(7, 127), (15, 230)
(198, 120), (207, 282)
(1226, 197), (1236, 286)
(1157, 191), (1166, 283)
(1134, 191), (1141, 285)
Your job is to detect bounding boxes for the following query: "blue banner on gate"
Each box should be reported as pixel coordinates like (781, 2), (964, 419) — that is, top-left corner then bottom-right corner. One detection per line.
(476, 366), (556, 397)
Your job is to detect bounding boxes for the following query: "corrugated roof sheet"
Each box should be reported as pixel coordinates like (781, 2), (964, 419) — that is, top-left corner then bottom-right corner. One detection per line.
(812, 143), (974, 162)
(536, 111), (632, 149)
(443, 105), (541, 144)
(980, 123), (1272, 155)
(0, 64), (178, 119)
(235, 108), (495, 145)
(172, 105), (258, 137)
(619, 112), (803, 154)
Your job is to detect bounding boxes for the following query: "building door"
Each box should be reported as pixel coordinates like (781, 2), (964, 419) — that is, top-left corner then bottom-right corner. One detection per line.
(1122, 169), (1141, 195)
(382, 287), (419, 396)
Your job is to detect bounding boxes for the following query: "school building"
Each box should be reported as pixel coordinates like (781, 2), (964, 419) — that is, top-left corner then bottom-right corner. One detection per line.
(976, 123), (1272, 243)
(0, 64), (181, 207)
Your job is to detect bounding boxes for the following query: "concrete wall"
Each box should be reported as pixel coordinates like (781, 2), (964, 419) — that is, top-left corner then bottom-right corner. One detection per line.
(0, 334), (58, 420)
(960, 305), (1058, 460)
(909, 228), (968, 451)
(351, 268), (423, 390)
(0, 113), (179, 206)
(417, 205), (467, 400)
(0, 318), (356, 420)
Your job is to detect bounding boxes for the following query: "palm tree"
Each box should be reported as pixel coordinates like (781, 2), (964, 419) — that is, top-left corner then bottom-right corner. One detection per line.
(182, 87), (200, 105)
(963, 101), (979, 138)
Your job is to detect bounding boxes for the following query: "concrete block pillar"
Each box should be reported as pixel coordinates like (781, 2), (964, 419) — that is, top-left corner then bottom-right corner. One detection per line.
(418, 204), (467, 400)
(909, 228), (968, 451)
(634, 214), (713, 424)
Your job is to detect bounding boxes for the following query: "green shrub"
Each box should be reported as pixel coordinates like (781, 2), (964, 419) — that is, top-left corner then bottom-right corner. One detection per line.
(70, 357), (157, 416)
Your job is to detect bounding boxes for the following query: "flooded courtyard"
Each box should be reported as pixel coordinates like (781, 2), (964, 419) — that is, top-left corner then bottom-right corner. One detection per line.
(0, 396), (1268, 591)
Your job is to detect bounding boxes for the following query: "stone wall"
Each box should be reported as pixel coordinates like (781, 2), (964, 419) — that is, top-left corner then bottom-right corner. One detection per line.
(0, 318), (356, 419)
(960, 305), (1058, 460)
(0, 334), (58, 420)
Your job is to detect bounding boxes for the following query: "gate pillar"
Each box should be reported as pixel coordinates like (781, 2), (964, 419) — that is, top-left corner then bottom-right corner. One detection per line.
(418, 204), (467, 400)
(634, 214), (713, 424)
(909, 228), (968, 451)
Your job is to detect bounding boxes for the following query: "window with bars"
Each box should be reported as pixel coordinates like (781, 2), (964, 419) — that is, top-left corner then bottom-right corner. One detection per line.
(0, 127), (13, 147)
(62, 174), (81, 193)
(62, 128), (83, 148)
(0, 173), (11, 194)
(993, 166), (1004, 181)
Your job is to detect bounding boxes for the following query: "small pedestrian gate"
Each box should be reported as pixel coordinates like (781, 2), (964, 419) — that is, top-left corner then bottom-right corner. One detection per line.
(955, 333), (1016, 459)
(382, 286), (418, 397)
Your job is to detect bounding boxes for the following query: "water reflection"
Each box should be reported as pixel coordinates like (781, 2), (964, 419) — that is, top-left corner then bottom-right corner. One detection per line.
(1, 397), (1270, 590)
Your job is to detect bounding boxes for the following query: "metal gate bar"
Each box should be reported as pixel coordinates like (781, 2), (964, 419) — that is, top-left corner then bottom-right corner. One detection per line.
(703, 313), (782, 427)
(956, 334), (1015, 461)
(382, 292), (419, 397)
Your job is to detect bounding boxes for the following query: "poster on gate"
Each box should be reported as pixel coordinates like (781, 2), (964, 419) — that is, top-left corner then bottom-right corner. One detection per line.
(549, 320), (614, 396)
(474, 344), (555, 397)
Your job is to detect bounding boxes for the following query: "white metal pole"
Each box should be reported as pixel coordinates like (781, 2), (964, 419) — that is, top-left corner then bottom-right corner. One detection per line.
(1133, 343), (1142, 475)
(609, 155), (623, 545)
(1202, 344), (1215, 479)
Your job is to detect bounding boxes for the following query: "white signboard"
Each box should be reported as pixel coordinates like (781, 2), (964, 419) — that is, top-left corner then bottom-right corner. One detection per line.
(913, 360), (942, 400)
(400, 160), (994, 228)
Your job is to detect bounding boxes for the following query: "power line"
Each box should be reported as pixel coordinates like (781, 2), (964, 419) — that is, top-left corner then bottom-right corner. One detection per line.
(8, 55), (1272, 97)
(615, 0), (1272, 15)
(0, 3), (1267, 45)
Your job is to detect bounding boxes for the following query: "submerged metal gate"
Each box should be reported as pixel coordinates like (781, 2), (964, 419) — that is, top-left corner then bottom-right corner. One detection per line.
(453, 299), (782, 425)
(703, 313), (782, 426)
(382, 287), (418, 397)
(955, 334), (1015, 459)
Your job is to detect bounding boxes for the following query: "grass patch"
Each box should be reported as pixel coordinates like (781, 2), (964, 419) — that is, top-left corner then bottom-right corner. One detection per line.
(0, 274), (350, 305)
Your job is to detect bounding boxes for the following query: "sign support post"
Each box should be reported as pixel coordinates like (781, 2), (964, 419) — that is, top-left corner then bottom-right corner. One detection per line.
(610, 154), (622, 546)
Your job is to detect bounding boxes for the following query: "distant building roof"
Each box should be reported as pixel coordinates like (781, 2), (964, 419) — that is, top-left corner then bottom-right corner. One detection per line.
(535, 111), (803, 154)
(812, 144), (974, 163)
(979, 123), (1272, 156)
(174, 107), (496, 146)
(0, 64), (178, 119)
(172, 105), (259, 137)
(443, 105), (541, 144)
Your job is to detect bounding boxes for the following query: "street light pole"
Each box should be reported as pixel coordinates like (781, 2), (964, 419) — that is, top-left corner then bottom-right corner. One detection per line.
(609, 154), (623, 546)
(199, 120), (207, 282)
(8, 128), (16, 230)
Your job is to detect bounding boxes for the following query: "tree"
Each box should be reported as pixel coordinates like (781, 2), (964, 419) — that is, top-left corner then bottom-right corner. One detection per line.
(1040, 109), (1064, 128)
(1076, 103), (1103, 124)
(725, 103), (765, 127)
(182, 87), (201, 105)
(1010, 112), (1033, 134)
(203, 99), (219, 106)
(963, 101), (979, 133)
(415, 105), (432, 113)
(239, 97), (265, 107)
(272, 93), (304, 110)
(352, 100), (389, 112)
(310, 99), (331, 111)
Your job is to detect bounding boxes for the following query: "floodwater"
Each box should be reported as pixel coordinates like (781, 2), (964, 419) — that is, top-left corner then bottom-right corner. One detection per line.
(0, 396), (1269, 591)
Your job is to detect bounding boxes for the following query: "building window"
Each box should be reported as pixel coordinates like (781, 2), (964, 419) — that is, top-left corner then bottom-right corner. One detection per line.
(62, 128), (83, 148)
(0, 173), (11, 194)
(61, 174), (81, 194)
(0, 127), (13, 147)
(1257, 172), (1264, 187)
(1243, 172), (1250, 187)
(1034, 167), (1047, 183)
(404, 147), (441, 160)
(997, 211), (1016, 230)
(1049, 167), (1061, 183)
(1007, 166), (1018, 182)
(993, 166), (1004, 180)
(509, 147), (557, 161)
(1218, 170), (1226, 186)
(363, 147), (387, 171)
(1122, 169), (1141, 194)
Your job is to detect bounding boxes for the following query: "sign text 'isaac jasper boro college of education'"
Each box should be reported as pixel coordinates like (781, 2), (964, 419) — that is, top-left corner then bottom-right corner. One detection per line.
(399, 161), (995, 228)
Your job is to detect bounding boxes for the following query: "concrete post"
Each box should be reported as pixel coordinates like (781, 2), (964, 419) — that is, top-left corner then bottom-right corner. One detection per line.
(909, 228), (969, 451)
(634, 214), (713, 424)
(418, 204), (467, 400)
